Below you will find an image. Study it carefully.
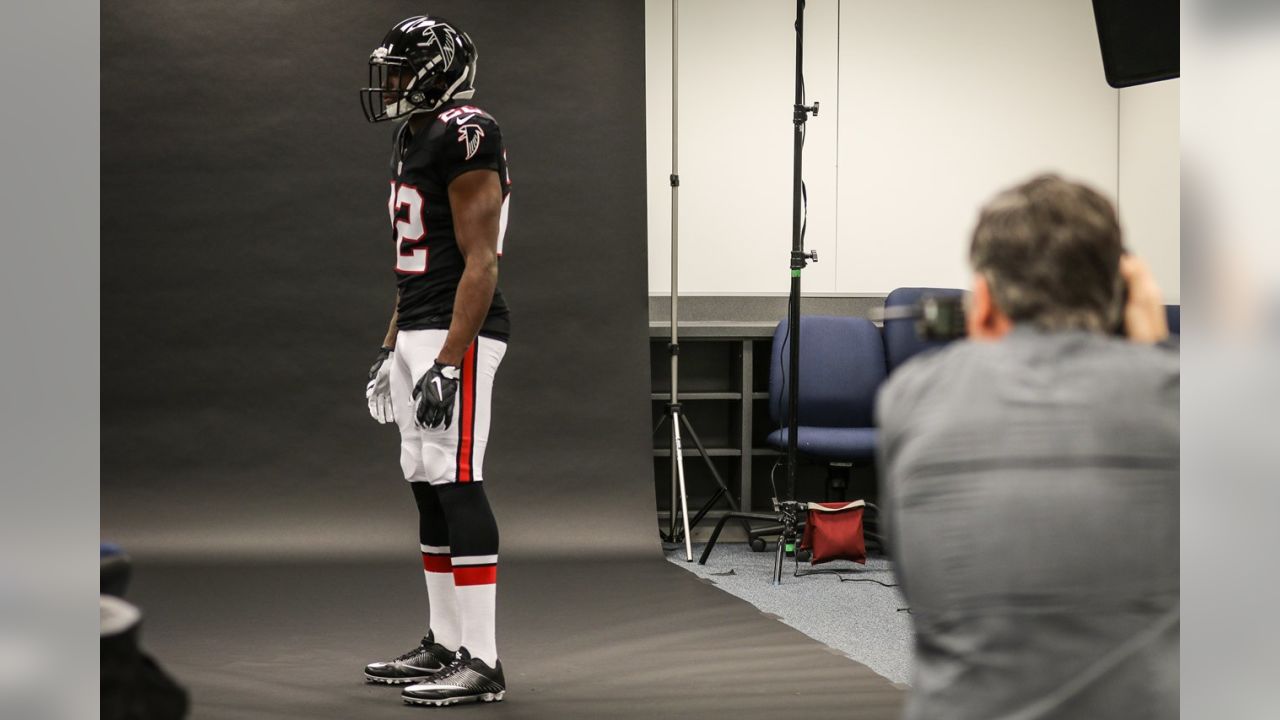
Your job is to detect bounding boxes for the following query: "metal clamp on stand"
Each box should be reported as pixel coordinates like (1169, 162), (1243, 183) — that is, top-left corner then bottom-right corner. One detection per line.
(791, 249), (818, 270)
(771, 500), (805, 584)
(793, 101), (819, 125)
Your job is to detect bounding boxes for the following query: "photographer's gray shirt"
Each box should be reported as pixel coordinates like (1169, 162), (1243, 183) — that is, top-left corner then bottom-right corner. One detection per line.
(876, 327), (1178, 720)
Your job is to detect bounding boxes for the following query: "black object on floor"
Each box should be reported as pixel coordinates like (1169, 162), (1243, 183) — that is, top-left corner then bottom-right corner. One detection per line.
(130, 557), (903, 720)
(101, 597), (190, 720)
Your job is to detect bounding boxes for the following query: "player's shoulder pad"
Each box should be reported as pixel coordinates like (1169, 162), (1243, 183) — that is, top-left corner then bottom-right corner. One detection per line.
(425, 104), (501, 144)
(426, 104), (503, 172)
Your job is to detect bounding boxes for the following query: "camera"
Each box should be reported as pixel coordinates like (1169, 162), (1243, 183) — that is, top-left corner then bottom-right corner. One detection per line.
(916, 295), (967, 341)
(877, 294), (968, 341)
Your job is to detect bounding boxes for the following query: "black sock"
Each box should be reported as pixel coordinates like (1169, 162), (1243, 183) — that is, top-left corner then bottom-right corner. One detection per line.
(434, 483), (499, 664)
(411, 482), (459, 650)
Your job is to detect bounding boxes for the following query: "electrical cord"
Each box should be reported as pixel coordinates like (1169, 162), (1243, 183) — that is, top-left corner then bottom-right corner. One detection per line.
(801, 181), (808, 244)
(775, 294), (792, 430)
(768, 457), (783, 503)
(774, 55), (809, 466)
(799, 71), (808, 246)
(792, 557), (900, 588)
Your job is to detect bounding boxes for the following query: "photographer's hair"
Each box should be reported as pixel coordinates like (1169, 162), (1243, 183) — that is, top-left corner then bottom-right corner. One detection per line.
(969, 174), (1125, 332)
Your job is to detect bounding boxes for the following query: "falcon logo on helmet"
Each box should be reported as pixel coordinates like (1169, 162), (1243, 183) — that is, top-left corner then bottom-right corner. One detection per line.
(360, 15), (479, 123)
(421, 26), (457, 69)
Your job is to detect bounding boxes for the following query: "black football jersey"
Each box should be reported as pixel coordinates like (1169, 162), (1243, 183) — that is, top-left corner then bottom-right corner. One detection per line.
(388, 101), (511, 340)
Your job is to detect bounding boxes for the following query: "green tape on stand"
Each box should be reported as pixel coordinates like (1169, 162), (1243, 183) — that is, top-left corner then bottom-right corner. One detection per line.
(790, 269), (801, 277)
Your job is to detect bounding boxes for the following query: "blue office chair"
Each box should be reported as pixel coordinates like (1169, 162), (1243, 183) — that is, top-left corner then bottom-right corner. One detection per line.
(102, 542), (132, 598)
(699, 316), (888, 562)
(1165, 304), (1180, 335)
(883, 287), (966, 373)
(765, 316), (886, 469)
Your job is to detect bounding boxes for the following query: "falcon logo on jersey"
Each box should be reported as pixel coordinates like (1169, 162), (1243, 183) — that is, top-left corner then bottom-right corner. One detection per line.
(458, 123), (485, 160)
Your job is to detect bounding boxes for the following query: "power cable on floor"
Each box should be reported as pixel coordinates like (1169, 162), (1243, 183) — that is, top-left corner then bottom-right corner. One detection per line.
(792, 555), (900, 588)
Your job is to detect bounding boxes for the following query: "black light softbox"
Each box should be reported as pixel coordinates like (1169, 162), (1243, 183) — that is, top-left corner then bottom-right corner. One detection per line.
(1092, 0), (1179, 88)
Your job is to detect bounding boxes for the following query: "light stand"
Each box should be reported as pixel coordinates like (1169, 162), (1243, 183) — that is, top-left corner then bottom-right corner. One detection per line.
(778, 0), (820, 586)
(656, 0), (750, 561)
(695, 0), (818, 585)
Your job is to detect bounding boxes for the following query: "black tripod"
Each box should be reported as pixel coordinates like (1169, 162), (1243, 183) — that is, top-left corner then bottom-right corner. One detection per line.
(696, 0), (818, 585)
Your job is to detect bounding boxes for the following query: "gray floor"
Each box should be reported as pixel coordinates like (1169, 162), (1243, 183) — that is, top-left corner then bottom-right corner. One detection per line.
(666, 543), (915, 686)
(129, 556), (904, 719)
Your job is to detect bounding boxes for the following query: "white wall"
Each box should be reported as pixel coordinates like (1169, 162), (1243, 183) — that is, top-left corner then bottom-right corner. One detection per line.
(1118, 79), (1180, 302)
(646, 1), (1178, 297)
(835, 0), (1117, 293)
(645, 0), (839, 295)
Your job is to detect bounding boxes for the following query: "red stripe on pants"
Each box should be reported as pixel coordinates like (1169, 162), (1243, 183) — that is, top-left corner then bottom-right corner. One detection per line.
(422, 554), (452, 573)
(453, 564), (497, 586)
(456, 342), (478, 482)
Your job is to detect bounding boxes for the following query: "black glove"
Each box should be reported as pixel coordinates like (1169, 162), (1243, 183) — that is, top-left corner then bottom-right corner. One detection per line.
(412, 361), (461, 429)
(367, 346), (393, 382)
(366, 346), (395, 424)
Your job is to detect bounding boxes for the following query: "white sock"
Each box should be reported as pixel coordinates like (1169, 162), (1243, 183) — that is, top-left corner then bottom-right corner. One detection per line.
(421, 544), (461, 651)
(452, 554), (498, 666)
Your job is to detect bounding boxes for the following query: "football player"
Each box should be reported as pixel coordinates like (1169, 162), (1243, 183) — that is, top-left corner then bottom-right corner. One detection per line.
(359, 15), (512, 707)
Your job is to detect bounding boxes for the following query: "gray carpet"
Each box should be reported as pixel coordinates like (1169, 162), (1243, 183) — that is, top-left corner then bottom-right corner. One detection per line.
(666, 543), (914, 685)
(128, 556), (904, 719)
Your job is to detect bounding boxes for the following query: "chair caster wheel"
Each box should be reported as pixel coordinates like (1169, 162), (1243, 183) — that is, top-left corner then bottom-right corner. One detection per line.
(749, 538), (767, 552)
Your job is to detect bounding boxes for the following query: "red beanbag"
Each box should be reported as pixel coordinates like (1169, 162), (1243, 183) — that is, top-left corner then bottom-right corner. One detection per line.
(799, 500), (866, 565)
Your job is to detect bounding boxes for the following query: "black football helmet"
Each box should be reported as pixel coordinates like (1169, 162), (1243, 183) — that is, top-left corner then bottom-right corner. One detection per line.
(360, 16), (478, 123)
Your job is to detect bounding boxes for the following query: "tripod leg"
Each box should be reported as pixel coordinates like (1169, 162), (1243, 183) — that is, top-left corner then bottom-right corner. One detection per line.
(679, 414), (738, 510)
(653, 411), (675, 542)
(652, 412), (668, 436)
(679, 413), (754, 537)
(672, 410), (694, 562)
(687, 487), (724, 531)
(773, 501), (800, 585)
(772, 531), (785, 585)
(699, 511), (735, 565)
(669, 413), (680, 541)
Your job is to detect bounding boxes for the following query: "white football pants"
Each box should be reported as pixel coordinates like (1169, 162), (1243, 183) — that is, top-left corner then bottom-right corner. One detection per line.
(391, 329), (506, 485)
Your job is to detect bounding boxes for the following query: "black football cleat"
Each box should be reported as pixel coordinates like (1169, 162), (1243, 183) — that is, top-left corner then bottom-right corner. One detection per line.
(401, 648), (506, 707)
(364, 633), (455, 685)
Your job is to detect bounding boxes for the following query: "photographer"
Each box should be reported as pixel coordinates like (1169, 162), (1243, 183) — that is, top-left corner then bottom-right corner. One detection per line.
(876, 175), (1178, 720)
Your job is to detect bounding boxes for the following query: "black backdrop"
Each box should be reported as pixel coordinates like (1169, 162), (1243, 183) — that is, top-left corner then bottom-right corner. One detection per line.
(102, 0), (657, 559)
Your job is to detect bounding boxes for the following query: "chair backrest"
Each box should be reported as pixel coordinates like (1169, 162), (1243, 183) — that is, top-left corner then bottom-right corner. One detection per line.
(769, 315), (887, 429)
(1165, 304), (1180, 335)
(883, 287), (966, 372)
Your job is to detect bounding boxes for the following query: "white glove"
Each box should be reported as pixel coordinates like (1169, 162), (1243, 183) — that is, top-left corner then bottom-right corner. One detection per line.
(366, 347), (395, 424)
